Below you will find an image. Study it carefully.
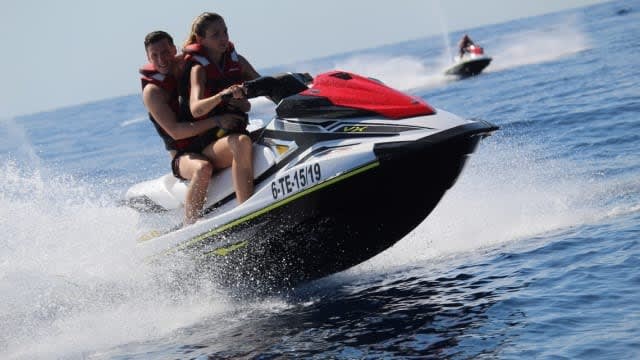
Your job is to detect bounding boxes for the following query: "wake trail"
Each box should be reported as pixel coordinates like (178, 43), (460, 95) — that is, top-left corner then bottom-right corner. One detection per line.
(487, 19), (591, 72)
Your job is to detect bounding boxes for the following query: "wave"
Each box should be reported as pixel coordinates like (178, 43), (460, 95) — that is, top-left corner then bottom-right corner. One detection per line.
(119, 115), (148, 127)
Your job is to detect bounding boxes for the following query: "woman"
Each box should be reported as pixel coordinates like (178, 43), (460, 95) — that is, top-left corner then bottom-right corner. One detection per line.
(182, 12), (261, 207)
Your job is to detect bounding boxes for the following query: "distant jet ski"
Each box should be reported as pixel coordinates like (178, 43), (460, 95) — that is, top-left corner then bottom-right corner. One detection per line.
(445, 44), (492, 77)
(123, 70), (498, 289)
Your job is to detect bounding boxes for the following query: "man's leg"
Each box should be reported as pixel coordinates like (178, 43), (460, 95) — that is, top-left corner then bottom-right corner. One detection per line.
(176, 153), (213, 224)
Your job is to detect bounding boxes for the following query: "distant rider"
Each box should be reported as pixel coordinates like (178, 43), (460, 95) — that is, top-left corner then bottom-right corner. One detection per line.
(458, 34), (475, 58)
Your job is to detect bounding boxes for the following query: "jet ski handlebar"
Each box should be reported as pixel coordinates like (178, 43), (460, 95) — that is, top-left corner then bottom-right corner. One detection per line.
(221, 72), (313, 104)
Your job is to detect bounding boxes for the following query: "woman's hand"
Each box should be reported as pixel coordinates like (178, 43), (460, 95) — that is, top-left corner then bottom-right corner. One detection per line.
(219, 84), (250, 112)
(221, 84), (246, 100)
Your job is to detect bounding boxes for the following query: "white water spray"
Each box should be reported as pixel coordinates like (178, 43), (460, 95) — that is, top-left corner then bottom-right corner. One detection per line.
(432, 0), (453, 61)
(332, 54), (455, 93)
(488, 17), (591, 72)
(0, 161), (265, 359)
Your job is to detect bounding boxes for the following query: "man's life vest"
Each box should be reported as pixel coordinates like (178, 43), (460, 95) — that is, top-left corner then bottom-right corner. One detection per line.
(140, 63), (197, 151)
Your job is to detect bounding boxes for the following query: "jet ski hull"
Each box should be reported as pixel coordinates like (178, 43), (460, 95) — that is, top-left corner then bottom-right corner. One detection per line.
(167, 121), (495, 290)
(445, 57), (492, 77)
(129, 71), (499, 291)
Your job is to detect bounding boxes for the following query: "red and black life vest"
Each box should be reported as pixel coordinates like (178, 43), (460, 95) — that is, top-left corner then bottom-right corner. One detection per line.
(140, 63), (194, 151)
(182, 42), (244, 119)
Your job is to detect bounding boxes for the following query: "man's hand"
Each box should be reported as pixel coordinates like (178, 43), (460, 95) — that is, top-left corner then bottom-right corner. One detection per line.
(221, 84), (246, 100)
(218, 112), (248, 131)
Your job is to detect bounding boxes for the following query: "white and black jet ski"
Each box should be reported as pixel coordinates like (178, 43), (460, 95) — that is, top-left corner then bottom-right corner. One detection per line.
(124, 70), (498, 288)
(445, 44), (492, 77)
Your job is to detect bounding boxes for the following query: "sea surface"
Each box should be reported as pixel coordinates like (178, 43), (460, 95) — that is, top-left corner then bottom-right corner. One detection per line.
(1, 1), (639, 358)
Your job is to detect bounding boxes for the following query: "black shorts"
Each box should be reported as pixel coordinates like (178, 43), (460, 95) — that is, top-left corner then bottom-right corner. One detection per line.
(170, 129), (221, 180)
(171, 153), (188, 181)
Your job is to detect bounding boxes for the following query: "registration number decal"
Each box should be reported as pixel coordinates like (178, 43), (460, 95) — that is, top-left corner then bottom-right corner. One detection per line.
(271, 163), (322, 199)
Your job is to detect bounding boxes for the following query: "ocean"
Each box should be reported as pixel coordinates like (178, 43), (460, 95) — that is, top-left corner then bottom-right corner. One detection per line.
(1, 1), (639, 358)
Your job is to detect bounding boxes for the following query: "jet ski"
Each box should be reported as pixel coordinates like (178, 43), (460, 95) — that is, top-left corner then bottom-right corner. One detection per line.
(124, 70), (498, 289)
(444, 44), (492, 77)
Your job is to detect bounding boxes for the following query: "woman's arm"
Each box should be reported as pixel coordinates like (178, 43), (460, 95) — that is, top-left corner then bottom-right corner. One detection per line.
(188, 64), (243, 118)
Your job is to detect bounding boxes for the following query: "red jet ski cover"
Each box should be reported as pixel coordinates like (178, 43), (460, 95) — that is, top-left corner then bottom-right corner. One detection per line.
(301, 71), (435, 119)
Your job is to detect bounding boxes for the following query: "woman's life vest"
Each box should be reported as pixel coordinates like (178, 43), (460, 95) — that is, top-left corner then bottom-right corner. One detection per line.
(181, 42), (244, 120)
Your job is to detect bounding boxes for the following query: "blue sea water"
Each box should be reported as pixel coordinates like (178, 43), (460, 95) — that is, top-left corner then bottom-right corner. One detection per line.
(1, 1), (639, 358)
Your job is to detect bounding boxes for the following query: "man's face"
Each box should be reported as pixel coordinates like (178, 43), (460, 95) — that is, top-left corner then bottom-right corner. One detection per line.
(146, 38), (177, 74)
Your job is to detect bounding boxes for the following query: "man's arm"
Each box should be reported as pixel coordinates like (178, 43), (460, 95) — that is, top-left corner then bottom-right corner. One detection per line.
(143, 83), (219, 140)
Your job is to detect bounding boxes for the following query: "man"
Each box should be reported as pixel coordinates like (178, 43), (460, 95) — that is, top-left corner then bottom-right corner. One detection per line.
(141, 31), (248, 224)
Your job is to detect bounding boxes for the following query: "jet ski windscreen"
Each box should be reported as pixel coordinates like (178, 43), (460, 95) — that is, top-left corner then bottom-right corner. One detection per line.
(244, 73), (313, 103)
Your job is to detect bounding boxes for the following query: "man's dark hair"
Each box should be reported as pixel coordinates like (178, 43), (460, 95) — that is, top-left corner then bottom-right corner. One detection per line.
(144, 31), (174, 48)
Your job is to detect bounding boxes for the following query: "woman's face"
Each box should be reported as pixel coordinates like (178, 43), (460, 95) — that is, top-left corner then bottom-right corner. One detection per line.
(199, 19), (229, 54)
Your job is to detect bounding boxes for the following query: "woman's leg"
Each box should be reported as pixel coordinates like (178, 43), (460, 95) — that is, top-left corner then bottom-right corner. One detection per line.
(203, 134), (254, 203)
(229, 134), (254, 203)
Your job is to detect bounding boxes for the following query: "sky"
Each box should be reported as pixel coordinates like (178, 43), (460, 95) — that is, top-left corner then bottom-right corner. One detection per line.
(1, 0), (607, 118)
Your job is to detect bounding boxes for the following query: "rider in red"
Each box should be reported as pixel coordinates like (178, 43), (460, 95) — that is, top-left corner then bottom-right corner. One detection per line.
(458, 34), (475, 58)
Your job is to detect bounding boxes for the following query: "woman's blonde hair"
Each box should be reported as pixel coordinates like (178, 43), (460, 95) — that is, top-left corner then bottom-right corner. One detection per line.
(183, 12), (224, 49)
